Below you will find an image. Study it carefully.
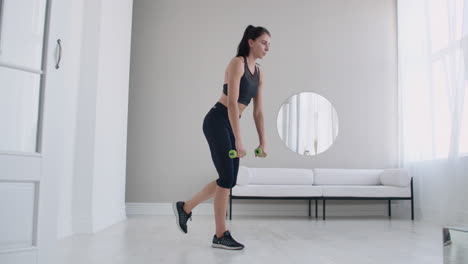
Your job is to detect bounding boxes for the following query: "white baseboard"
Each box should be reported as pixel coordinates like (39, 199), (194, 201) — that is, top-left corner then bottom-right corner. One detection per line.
(126, 201), (402, 217)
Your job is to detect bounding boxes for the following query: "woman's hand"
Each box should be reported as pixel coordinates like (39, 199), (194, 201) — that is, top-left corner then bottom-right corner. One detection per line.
(235, 141), (247, 158)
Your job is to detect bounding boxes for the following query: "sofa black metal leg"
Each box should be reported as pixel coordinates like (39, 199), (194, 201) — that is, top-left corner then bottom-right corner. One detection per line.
(308, 200), (311, 217)
(229, 191), (232, 220)
(411, 198), (414, 220)
(315, 200), (318, 219)
(323, 199), (326, 220)
(388, 200), (391, 217)
(411, 178), (414, 220)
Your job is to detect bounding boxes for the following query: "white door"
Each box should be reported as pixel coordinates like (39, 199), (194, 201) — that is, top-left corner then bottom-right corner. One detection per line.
(0, 0), (69, 263)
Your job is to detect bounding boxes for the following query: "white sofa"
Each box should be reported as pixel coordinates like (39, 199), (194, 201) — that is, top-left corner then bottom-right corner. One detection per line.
(229, 166), (414, 220)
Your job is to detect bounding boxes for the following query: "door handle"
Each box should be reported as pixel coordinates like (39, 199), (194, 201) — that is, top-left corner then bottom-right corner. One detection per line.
(55, 39), (62, 69)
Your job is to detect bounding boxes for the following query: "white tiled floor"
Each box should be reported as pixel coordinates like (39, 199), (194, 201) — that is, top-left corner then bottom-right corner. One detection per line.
(57, 215), (443, 264)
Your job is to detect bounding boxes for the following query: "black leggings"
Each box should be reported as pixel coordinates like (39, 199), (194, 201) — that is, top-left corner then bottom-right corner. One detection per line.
(203, 102), (240, 188)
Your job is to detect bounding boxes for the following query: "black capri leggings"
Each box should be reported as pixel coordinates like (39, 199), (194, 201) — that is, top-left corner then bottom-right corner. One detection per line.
(203, 102), (240, 188)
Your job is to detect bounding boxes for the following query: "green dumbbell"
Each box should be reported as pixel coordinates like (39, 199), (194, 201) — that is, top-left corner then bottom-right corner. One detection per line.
(229, 150), (247, 158)
(254, 147), (265, 157)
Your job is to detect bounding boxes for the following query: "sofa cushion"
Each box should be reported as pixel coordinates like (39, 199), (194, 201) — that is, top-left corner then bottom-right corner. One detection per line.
(380, 169), (411, 187)
(232, 185), (322, 197)
(313, 168), (383, 185)
(321, 185), (411, 198)
(248, 167), (314, 185)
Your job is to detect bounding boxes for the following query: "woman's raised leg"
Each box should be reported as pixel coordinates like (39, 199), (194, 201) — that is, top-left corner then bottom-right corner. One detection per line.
(183, 180), (217, 213)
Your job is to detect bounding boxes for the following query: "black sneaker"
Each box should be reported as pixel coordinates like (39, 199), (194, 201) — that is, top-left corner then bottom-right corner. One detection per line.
(173, 201), (192, 234)
(212, 230), (245, 250)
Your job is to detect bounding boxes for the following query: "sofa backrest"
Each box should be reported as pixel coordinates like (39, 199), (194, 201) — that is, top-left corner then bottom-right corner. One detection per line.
(236, 167), (412, 187)
(236, 166), (314, 185)
(313, 168), (383, 185)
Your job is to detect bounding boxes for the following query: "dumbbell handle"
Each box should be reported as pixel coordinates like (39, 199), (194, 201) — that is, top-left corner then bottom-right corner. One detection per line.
(228, 150), (243, 158)
(254, 148), (263, 156)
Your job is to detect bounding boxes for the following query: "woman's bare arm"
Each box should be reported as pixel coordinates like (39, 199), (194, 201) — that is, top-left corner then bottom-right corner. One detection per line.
(253, 68), (266, 149)
(226, 57), (244, 144)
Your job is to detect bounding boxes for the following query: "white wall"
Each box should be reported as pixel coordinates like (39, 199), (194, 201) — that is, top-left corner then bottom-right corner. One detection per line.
(126, 0), (400, 210)
(92, 0), (133, 232)
(56, 0), (84, 239)
(57, 0), (133, 238)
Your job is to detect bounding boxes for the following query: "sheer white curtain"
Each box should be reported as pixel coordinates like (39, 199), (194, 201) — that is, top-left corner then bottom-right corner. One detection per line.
(397, 0), (468, 224)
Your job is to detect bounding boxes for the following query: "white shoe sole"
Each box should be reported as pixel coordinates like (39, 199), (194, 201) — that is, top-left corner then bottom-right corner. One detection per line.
(172, 202), (186, 234)
(211, 243), (244, 250)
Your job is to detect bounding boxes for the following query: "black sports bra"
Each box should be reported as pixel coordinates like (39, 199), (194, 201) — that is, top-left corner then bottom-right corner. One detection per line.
(222, 57), (260, 106)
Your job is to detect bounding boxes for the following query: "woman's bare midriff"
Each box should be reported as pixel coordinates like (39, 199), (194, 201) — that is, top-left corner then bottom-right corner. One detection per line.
(219, 63), (249, 116)
(218, 94), (247, 116)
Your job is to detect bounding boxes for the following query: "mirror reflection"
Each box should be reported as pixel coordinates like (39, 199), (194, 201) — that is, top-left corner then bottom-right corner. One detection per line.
(277, 92), (339, 155)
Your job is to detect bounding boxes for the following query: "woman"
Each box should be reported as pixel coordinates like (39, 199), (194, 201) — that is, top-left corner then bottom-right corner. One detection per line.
(174, 25), (271, 250)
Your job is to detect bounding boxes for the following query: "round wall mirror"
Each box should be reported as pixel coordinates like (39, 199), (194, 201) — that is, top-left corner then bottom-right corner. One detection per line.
(277, 92), (339, 156)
